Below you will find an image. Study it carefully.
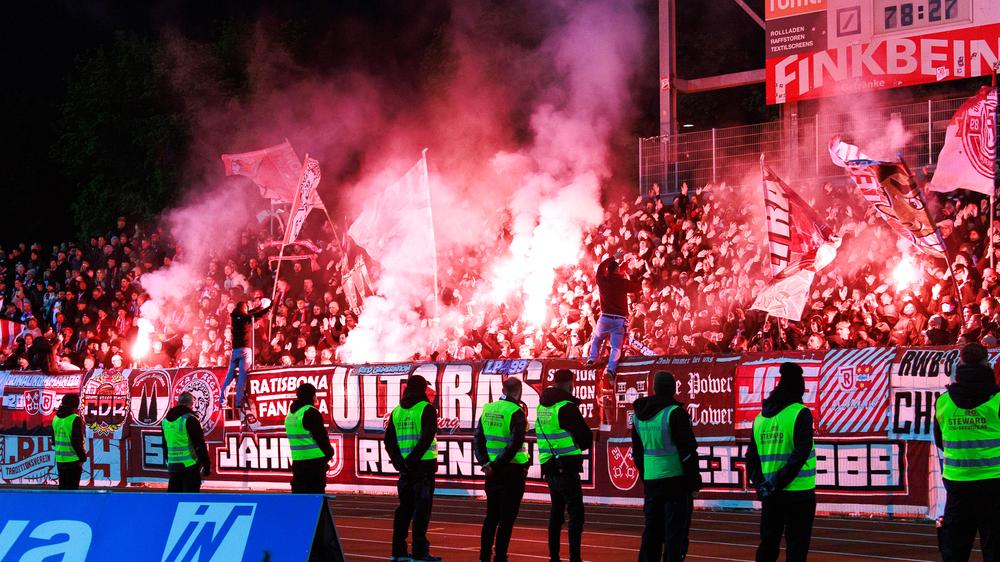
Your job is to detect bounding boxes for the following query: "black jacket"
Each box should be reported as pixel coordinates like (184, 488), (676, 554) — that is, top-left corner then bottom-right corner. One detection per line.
(473, 397), (528, 471)
(386, 390), (438, 473)
(53, 405), (87, 463)
(160, 405), (212, 473)
(745, 388), (814, 492)
(934, 362), (1000, 490)
(630, 395), (701, 492)
(537, 386), (592, 474)
(230, 304), (271, 349)
(596, 258), (641, 317)
(288, 400), (335, 461)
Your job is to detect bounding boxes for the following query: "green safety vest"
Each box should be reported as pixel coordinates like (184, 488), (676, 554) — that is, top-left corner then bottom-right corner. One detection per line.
(284, 405), (327, 462)
(936, 392), (1000, 482)
(536, 400), (582, 465)
(162, 414), (198, 469)
(52, 413), (80, 464)
(635, 405), (682, 480)
(481, 399), (529, 465)
(752, 403), (816, 491)
(391, 401), (438, 461)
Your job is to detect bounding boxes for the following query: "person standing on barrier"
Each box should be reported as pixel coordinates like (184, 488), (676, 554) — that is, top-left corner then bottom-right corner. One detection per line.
(387, 374), (442, 562)
(745, 362), (816, 562)
(537, 368), (593, 562)
(219, 299), (271, 410)
(161, 392), (211, 492)
(935, 342), (1000, 562)
(632, 371), (701, 562)
(285, 383), (335, 494)
(587, 250), (642, 381)
(53, 393), (87, 490)
(474, 377), (530, 562)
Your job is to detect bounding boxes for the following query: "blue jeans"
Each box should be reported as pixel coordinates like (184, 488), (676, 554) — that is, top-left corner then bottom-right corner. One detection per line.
(587, 314), (626, 373)
(220, 347), (252, 408)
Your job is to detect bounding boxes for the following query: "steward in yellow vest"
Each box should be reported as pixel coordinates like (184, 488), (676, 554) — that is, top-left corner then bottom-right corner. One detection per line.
(536, 368), (592, 562)
(160, 392), (211, 492)
(631, 371), (701, 562)
(934, 343), (1000, 562)
(387, 375), (441, 562)
(284, 383), (334, 494)
(746, 362), (816, 562)
(53, 393), (86, 490)
(474, 377), (530, 562)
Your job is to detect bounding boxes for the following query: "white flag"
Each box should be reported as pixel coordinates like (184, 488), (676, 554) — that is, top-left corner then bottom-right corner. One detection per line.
(282, 155), (322, 245)
(348, 150), (436, 276)
(928, 86), (996, 196)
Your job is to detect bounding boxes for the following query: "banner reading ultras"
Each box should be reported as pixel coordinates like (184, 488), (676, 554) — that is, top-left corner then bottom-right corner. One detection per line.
(765, 0), (1000, 104)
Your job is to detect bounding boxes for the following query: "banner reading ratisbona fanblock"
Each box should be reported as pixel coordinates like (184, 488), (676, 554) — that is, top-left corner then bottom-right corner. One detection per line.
(1, 348), (997, 518)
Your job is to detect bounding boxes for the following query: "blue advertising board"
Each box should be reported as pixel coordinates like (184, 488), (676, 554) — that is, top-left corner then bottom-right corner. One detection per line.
(0, 491), (334, 561)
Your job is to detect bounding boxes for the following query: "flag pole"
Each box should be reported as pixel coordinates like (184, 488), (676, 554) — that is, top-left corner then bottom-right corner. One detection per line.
(899, 153), (966, 326)
(422, 148), (440, 319)
(268, 152), (312, 341)
(992, 64), (999, 270)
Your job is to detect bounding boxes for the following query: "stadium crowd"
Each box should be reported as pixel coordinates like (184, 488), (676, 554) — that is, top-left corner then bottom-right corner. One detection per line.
(0, 177), (995, 372)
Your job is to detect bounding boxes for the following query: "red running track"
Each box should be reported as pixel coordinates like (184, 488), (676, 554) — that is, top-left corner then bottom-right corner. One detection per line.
(331, 494), (983, 561)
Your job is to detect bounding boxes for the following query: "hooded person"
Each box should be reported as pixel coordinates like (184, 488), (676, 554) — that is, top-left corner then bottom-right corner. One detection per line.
(386, 375), (441, 562)
(745, 362), (816, 562)
(587, 250), (642, 380)
(536, 369), (593, 562)
(219, 298), (272, 413)
(160, 392), (211, 493)
(284, 383), (334, 494)
(631, 371), (701, 562)
(53, 393), (87, 490)
(934, 343), (1000, 562)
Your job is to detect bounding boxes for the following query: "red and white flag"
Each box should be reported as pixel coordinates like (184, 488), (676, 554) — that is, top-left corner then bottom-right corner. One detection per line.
(831, 138), (946, 259)
(281, 155), (323, 246)
(0, 319), (23, 350)
(751, 157), (835, 321)
(348, 150), (436, 275)
(221, 140), (324, 207)
(928, 87), (996, 196)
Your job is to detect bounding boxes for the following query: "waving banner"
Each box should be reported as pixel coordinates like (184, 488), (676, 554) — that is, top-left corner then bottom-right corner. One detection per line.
(831, 138), (946, 258)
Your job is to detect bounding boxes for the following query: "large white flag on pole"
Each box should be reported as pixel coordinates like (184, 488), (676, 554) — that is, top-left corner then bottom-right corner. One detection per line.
(348, 150), (437, 280)
(927, 86), (996, 196)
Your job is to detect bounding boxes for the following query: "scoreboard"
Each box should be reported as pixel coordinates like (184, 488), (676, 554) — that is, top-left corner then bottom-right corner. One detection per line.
(764, 0), (1000, 103)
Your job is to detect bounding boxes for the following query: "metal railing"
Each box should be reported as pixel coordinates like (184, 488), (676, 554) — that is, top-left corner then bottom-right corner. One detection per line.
(639, 97), (967, 196)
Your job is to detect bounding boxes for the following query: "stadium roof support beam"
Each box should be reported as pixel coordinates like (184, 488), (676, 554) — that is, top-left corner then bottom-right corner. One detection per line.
(731, 0), (765, 28)
(673, 69), (766, 94)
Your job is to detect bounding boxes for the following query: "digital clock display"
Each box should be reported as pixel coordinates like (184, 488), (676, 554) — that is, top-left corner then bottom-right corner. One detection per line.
(876, 0), (972, 33)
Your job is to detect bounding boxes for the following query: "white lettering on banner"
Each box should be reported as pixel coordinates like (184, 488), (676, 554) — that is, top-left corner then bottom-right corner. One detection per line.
(218, 435), (292, 472)
(86, 438), (122, 487)
(0, 520), (92, 562)
(771, 30), (1000, 102)
(687, 403), (733, 427)
(697, 441), (905, 491)
(250, 374), (328, 395)
(889, 389), (943, 441)
(356, 438), (586, 483)
(440, 365), (473, 430)
(330, 366), (360, 431)
(162, 503), (256, 562)
(143, 433), (167, 471)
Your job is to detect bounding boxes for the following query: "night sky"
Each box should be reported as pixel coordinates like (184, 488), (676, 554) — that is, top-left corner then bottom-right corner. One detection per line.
(0, 0), (769, 244)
